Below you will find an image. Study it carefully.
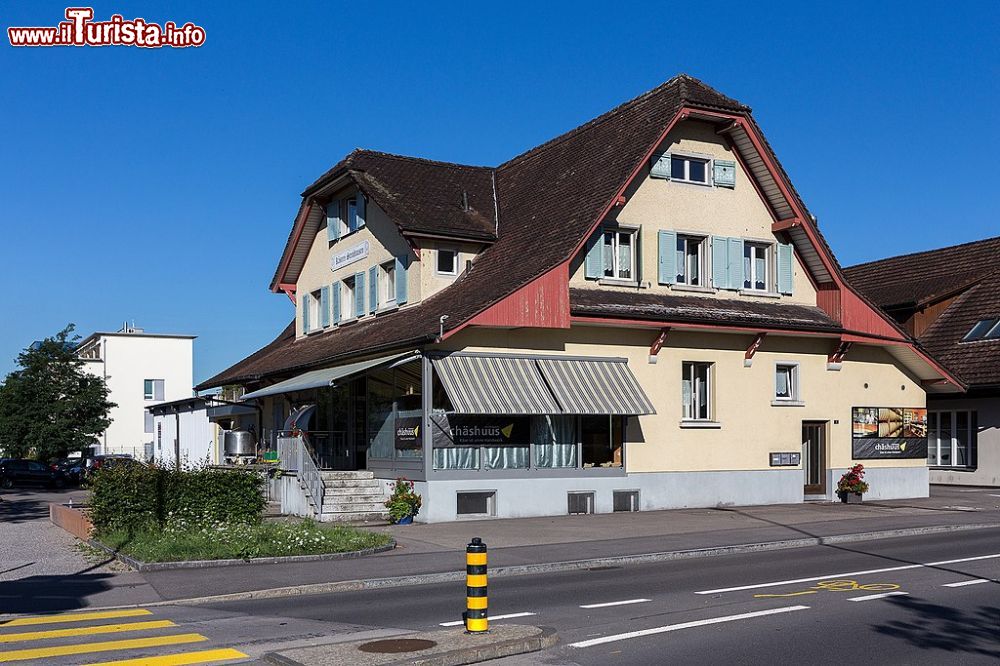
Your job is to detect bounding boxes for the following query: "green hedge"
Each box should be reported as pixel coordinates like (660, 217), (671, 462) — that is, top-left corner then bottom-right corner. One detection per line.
(89, 464), (265, 533)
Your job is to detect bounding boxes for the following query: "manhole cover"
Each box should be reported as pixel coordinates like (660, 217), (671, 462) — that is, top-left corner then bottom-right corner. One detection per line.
(358, 638), (438, 654)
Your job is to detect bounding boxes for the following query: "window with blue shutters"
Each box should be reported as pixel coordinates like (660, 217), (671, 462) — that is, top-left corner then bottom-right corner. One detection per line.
(326, 200), (342, 241)
(584, 230), (603, 279)
(301, 293), (311, 333)
(347, 198), (358, 233)
(395, 255), (409, 304)
(658, 230), (677, 285)
(332, 282), (341, 324)
(356, 192), (366, 228)
(727, 238), (744, 290)
(711, 236), (729, 289)
(777, 242), (794, 295)
(368, 265), (378, 314)
(713, 160), (736, 188)
(354, 271), (365, 318)
(650, 152), (671, 179)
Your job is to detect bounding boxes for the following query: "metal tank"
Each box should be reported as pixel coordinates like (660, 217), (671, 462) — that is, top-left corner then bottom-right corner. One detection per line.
(224, 430), (257, 457)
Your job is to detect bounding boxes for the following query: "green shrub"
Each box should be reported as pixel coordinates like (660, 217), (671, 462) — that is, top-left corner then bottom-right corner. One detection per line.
(89, 463), (265, 534)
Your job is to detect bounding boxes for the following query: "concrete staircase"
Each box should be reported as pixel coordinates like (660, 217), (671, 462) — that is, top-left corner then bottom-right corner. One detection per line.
(317, 470), (388, 522)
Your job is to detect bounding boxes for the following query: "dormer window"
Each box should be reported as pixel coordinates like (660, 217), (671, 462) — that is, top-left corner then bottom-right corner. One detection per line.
(671, 154), (710, 185)
(436, 249), (458, 276)
(963, 318), (1000, 342)
(602, 229), (636, 281)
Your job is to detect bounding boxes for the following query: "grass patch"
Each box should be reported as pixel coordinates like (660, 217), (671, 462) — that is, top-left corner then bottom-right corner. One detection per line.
(97, 520), (392, 563)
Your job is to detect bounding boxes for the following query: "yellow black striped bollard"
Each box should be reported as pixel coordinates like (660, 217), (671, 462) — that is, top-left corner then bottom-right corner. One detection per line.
(465, 537), (488, 633)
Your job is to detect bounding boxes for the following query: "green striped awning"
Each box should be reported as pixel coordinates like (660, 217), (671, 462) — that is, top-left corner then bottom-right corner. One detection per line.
(537, 358), (655, 416)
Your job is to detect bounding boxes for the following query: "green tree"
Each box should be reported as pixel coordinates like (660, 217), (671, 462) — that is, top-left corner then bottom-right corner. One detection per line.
(0, 325), (115, 460)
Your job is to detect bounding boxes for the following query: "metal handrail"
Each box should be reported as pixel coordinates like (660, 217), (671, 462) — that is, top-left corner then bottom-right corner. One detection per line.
(276, 432), (325, 514)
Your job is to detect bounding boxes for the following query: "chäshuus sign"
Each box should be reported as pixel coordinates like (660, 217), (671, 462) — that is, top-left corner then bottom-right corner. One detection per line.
(331, 240), (369, 271)
(430, 415), (530, 447)
(394, 416), (422, 451)
(851, 407), (928, 459)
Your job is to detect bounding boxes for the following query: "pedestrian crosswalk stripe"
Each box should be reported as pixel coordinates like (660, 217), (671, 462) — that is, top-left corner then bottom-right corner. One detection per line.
(0, 632), (207, 662)
(0, 609), (153, 628)
(0, 619), (176, 643)
(82, 647), (249, 665)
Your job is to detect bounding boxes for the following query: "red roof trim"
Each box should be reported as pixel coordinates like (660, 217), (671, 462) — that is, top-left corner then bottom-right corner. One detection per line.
(271, 200), (314, 292)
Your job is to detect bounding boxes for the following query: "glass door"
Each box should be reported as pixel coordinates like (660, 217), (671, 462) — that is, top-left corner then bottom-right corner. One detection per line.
(802, 422), (826, 495)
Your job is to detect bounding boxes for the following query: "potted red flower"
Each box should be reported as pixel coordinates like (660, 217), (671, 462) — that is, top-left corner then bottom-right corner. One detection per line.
(385, 477), (422, 524)
(837, 464), (870, 504)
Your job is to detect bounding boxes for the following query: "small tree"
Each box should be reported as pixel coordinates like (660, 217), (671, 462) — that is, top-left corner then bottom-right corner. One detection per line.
(0, 325), (115, 460)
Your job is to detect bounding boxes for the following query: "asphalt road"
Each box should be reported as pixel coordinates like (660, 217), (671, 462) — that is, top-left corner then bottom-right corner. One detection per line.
(202, 528), (1000, 664)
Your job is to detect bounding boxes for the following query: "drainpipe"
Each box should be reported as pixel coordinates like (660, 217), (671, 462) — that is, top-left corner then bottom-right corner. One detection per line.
(174, 406), (181, 470)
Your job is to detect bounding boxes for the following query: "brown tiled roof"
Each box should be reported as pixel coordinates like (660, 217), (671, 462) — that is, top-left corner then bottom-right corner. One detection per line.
(845, 236), (1000, 388)
(200, 75), (833, 390)
(843, 236), (1000, 308)
(570, 289), (841, 333)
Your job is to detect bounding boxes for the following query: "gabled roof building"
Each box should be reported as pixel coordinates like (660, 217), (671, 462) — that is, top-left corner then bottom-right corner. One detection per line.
(846, 237), (1000, 486)
(201, 75), (962, 521)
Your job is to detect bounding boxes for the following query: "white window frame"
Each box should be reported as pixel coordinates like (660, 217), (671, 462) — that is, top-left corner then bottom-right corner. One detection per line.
(773, 363), (801, 404)
(601, 228), (638, 282)
(744, 242), (773, 292)
(143, 379), (154, 401)
(927, 410), (976, 468)
(341, 276), (356, 321)
(381, 261), (397, 307)
(676, 234), (706, 286)
(681, 361), (713, 422)
(309, 289), (322, 331)
(436, 248), (459, 276)
(670, 153), (711, 185)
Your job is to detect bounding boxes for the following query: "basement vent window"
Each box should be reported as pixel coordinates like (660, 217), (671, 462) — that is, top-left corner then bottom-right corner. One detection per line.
(613, 490), (639, 513)
(962, 318), (1000, 342)
(568, 491), (595, 515)
(457, 491), (495, 517)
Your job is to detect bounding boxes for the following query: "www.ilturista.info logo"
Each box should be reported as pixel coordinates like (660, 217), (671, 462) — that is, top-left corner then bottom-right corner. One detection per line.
(8, 7), (206, 48)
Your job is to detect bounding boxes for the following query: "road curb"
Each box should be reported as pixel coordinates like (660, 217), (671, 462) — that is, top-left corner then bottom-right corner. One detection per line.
(260, 626), (559, 666)
(85, 538), (397, 572)
(19, 520), (997, 615)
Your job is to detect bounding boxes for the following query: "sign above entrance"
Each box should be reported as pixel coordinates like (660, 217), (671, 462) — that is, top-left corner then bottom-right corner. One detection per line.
(332, 240), (370, 271)
(431, 414), (530, 447)
(851, 407), (928, 459)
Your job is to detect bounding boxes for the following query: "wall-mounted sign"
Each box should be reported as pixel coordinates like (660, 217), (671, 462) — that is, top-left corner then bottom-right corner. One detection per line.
(770, 452), (801, 467)
(851, 407), (928, 459)
(394, 416), (422, 451)
(332, 240), (370, 271)
(431, 414), (530, 447)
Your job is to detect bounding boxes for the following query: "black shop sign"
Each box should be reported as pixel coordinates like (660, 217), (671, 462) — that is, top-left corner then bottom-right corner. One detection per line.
(431, 414), (530, 447)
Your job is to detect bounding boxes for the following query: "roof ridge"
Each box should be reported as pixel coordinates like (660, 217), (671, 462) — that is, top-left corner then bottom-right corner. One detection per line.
(846, 234), (1000, 270)
(352, 149), (493, 171)
(498, 74), (741, 171)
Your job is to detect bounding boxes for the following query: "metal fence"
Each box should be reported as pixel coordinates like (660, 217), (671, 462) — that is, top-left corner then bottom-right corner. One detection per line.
(276, 432), (325, 514)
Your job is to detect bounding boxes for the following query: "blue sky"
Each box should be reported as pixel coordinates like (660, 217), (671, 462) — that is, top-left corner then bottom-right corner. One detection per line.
(2, 1), (997, 384)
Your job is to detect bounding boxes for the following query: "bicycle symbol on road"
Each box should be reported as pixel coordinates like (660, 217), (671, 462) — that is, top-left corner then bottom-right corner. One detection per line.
(754, 579), (900, 598)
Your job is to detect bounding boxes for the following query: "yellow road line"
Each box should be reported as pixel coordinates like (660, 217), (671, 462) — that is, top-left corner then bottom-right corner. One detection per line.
(0, 609), (152, 628)
(83, 647), (249, 665)
(0, 620), (176, 643)
(0, 633), (206, 662)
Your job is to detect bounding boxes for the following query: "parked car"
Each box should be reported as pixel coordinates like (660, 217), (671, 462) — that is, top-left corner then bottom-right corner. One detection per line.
(85, 454), (142, 478)
(0, 459), (67, 489)
(54, 458), (86, 485)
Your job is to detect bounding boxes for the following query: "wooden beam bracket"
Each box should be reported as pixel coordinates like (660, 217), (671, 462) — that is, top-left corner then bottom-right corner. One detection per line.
(827, 340), (853, 370)
(744, 332), (767, 367)
(648, 327), (670, 364)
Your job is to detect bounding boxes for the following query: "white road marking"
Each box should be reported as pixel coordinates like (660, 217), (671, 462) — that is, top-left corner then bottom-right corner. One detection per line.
(580, 598), (651, 609)
(988, 494), (1000, 498)
(695, 552), (1000, 595)
(943, 579), (991, 587)
(438, 612), (536, 627)
(848, 591), (909, 602)
(569, 605), (810, 648)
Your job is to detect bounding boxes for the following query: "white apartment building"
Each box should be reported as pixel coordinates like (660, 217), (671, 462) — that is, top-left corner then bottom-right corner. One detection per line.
(76, 324), (195, 458)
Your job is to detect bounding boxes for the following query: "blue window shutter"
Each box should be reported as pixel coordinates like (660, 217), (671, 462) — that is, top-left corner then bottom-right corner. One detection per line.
(713, 160), (736, 188)
(356, 192), (366, 228)
(728, 238), (745, 290)
(777, 242), (794, 295)
(650, 153), (671, 179)
(301, 294), (311, 333)
(711, 236), (729, 289)
(395, 255), (409, 304)
(658, 230), (678, 284)
(332, 282), (341, 324)
(368, 265), (378, 314)
(326, 200), (341, 241)
(354, 271), (365, 318)
(320, 286), (330, 328)
(584, 230), (603, 279)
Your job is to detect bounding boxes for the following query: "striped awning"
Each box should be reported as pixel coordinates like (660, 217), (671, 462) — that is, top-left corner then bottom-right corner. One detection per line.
(432, 355), (561, 415)
(537, 358), (656, 415)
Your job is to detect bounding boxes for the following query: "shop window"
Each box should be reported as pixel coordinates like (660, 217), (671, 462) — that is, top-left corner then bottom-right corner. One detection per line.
(457, 491), (495, 516)
(681, 362), (712, 421)
(568, 491), (595, 515)
(433, 446), (480, 470)
(483, 447), (529, 469)
(533, 416), (578, 468)
(613, 490), (639, 512)
(928, 410), (977, 468)
(581, 415), (624, 468)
